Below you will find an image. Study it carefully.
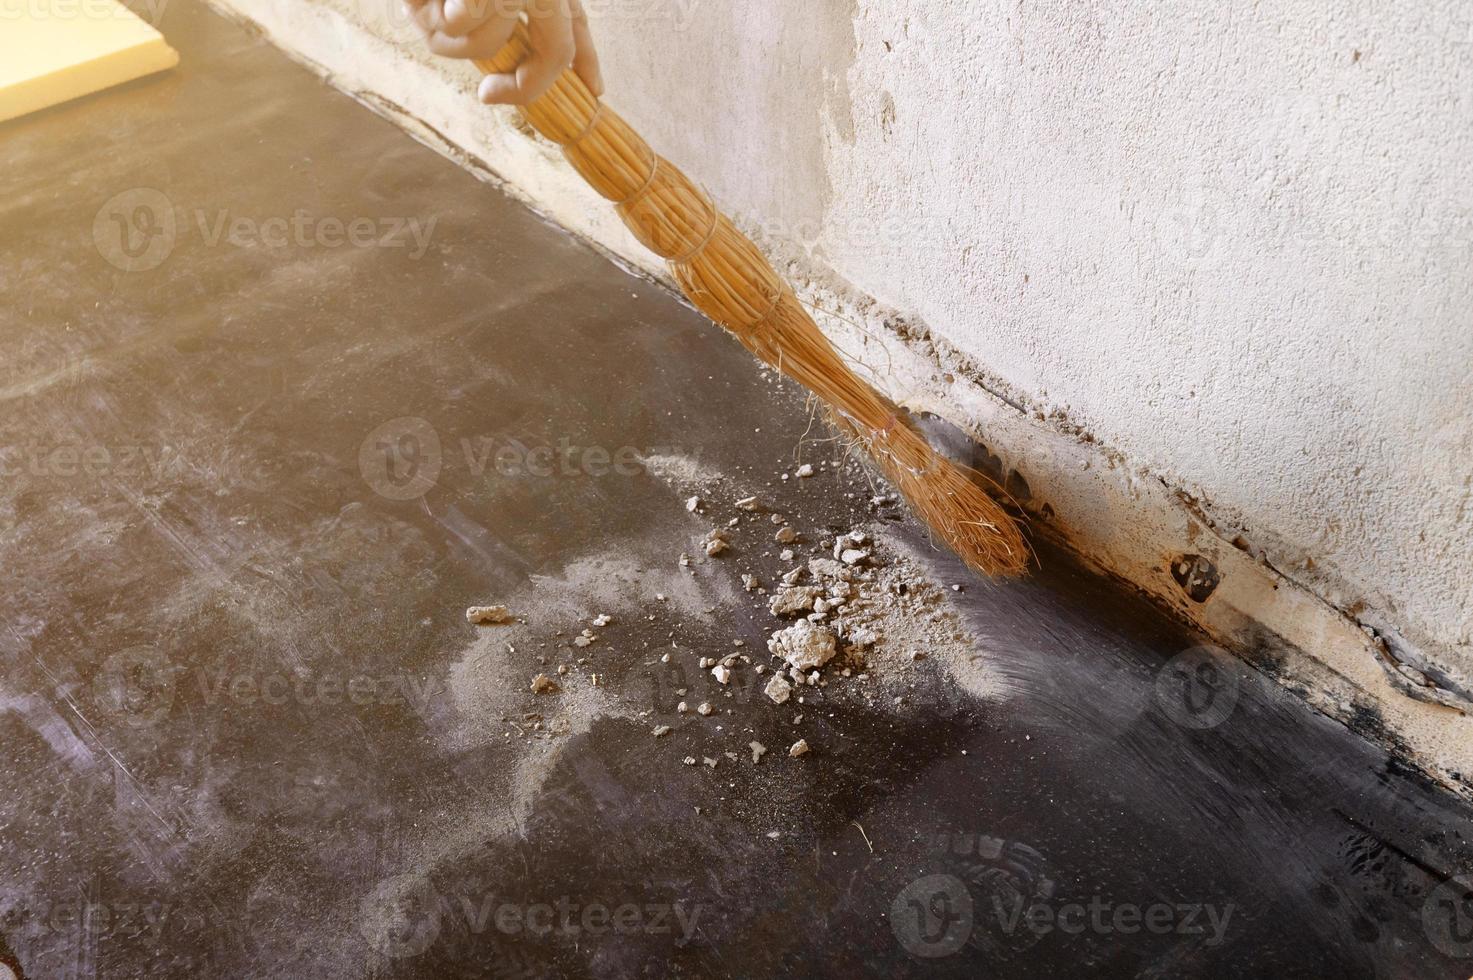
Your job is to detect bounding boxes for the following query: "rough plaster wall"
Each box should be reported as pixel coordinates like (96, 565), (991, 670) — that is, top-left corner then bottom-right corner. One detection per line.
(818, 0), (1473, 679)
(205, 0), (1473, 782)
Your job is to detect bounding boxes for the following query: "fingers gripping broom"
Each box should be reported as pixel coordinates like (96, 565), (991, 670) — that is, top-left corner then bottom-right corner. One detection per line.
(475, 28), (1030, 577)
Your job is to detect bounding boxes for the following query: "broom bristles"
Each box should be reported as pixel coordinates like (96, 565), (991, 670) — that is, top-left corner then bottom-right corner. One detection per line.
(476, 27), (1032, 577)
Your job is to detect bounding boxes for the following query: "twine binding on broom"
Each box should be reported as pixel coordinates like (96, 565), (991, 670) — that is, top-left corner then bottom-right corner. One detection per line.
(475, 27), (1030, 576)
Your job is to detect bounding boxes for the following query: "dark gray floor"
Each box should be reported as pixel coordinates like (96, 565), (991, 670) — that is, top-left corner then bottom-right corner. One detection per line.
(3, 5), (1473, 978)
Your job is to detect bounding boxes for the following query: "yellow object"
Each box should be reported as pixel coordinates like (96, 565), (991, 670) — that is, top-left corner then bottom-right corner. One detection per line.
(0, 0), (178, 124)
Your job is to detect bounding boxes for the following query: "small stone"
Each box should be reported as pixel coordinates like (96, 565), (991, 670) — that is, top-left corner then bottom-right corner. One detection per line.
(780, 549), (795, 561)
(573, 635), (593, 648)
(530, 674), (560, 695)
(703, 757), (718, 768)
(812, 598), (831, 615)
(750, 741), (768, 764)
(769, 586), (823, 617)
(683, 756), (697, 766)
(661, 653), (670, 663)
(911, 650), (926, 661)
(697, 702), (714, 716)
(656, 593), (668, 601)
(789, 739), (810, 758)
(808, 558), (853, 582)
(952, 584), (963, 592)
(677, 701), (689, 714)
(679, 553), (691, 567)
(699, 657), (716, 669)
(796, 464), (814, 478)
(556, 664), (569, 675)
(736, 496), (760, 511)
(652, 725), (672, 737)
(712, 665), (731, 685)
(840, 549), (870, 566)
(686, 496), (701, 512)
(466, 605), (514, 625)
(705, 538), (729, 557)
(774, 526), (798, 544)
(742, 574), (761, 592)
(781, 568), (805, 586)
(847, 628), (878, 649)
(764, 675), (793, 705)
(755, 664), (766, 674)
(592, 613), (612, 627)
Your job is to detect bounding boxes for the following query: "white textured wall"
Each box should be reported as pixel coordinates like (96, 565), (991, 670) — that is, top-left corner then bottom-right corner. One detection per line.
(210, 0), (1473, 773)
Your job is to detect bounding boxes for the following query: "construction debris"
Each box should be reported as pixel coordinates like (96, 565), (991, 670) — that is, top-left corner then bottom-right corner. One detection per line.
(750, 741), (767, 764)
(652, 725), (672, 738)
(466, 605), (514, 625)
(764, 675), (793, 705)
(697, 702), (714, 716)
(774, 526), (798, 544)
(789, 739), (810, 758)
(736, 496), (760, 511)
(768, 620), (838, 671)
(769, 586), (823, 617)
(530, 674), (559, 695)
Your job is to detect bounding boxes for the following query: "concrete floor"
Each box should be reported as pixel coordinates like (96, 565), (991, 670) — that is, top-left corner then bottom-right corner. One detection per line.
(2, 5), (1472, 978)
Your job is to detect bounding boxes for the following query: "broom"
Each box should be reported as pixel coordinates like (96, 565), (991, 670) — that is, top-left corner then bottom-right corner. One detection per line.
(474, 27), (1030, 577)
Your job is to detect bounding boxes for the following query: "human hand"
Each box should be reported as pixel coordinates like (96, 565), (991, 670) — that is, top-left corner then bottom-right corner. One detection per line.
(403, 0), (603, 105)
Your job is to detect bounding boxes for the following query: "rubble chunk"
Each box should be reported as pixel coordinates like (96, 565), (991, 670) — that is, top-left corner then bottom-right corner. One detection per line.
(466, 605), (514, 625)
(774, 526), (798, 544)
(768, 586), (823, 617)
(789, 739), (810, 758)
(530, 674), (560, 695)
(749, 741), (767, 764)
(764, 675), (793, 705)
(697, 702), (714, 716)
(768, 621), (838, 671)
(652, 725), (672, 737)
(736, 496), (760, 511)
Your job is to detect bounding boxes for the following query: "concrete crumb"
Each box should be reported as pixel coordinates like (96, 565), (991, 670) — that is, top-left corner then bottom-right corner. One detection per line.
(765, 675), (793, 705)
(768, 621), (838, 671)
(749, 741), (767, 764)
(467, 605), (514, 625)
(789, 739), (810, 758)
(530, 674), (559, 695)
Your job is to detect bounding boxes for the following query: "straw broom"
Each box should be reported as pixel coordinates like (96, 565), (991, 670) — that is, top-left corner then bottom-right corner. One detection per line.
(475, 27), (1030, 576)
